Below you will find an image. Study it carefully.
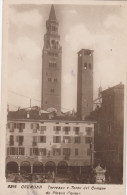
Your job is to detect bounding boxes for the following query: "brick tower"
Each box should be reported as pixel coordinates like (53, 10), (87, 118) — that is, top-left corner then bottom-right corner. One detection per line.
(41, 5), (62, 112)
(77, 49), (93, 120)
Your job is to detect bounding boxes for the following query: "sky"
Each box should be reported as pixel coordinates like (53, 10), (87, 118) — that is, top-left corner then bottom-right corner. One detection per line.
(8, 3), (127, 112)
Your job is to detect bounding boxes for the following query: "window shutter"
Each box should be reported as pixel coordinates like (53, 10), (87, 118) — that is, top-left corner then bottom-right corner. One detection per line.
(23, 123), (25, 129)
(14, 123), (16, 128)
(16, 148), (18, 155)
(17, 123), (20, 129)
(22, 136), (24, 142)
(31, 123), (33, 129)
(16, 136), (19, 142)
(37, 124), (39, 129)
(30, 148), (32, 155)
(53, 136), (56, 143)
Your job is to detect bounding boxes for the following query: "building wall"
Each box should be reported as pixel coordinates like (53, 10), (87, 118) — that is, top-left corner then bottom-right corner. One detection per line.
(6, 120), (94, 168)
(77, 49), (93, 120)
(87, 83), (124, 181)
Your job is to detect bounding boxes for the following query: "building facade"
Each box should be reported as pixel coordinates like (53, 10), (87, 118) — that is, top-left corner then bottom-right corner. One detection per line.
(6, 118), (94, 176)
(87, 83), (124, 183)
(77, 49), (93, 120)
(41, 5), (62, 112)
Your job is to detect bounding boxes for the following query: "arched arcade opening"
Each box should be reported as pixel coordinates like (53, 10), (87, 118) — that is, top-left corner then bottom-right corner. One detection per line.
(57, 161), (68, 175)
(20, 161), (31, 174)
(45, 161), (56, 173)
(6, 161), (18, 173)
(33, 162), (43, 174)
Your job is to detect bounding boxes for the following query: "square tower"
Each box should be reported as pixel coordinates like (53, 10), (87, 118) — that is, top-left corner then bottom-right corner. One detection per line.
(77, 49), (93, 120)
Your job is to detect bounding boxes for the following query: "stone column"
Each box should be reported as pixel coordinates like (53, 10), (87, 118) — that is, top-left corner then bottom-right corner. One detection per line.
(18, 165), (20, 175)
(56, 166), (57, 176)
(43, 166), (45, 173)
(80, 166), (81, 175)
(31, 165), (33, 174)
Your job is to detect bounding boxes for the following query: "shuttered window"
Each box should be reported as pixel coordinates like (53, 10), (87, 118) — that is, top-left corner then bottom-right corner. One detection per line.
(38, 136), (46, 143)
(53, 136), (61, 143)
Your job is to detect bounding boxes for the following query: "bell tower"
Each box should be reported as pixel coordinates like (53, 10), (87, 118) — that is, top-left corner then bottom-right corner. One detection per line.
(41, 5), (62, 112)
(77, 49), (93, 120)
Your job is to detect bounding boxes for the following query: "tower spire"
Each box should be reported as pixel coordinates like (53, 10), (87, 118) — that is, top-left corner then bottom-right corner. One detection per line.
(49, 5), (57, 21)
(42, 4), (62, 112)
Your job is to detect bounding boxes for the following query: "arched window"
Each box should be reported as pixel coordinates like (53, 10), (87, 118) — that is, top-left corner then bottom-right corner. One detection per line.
(84, 63), (87, 69)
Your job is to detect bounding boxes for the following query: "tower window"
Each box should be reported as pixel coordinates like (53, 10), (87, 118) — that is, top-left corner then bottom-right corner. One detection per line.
(51, 40), (55, 44)
(54, 78), (57, 83)
(52, 26), (56, 31)
(48, 78), (52, 82)
(89, 63), (92, 69)
(84, 63), (87, 69)
(49, 62), (57, 68)
(51, 89), (54, 93)
(48, 52), (58, 57)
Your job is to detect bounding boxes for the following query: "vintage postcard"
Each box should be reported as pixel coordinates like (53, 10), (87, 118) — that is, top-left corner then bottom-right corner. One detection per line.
(0, 0), (126, 195)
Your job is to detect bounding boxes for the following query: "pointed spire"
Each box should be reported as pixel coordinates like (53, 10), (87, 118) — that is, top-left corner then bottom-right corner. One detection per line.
(49, 5), (57, 21)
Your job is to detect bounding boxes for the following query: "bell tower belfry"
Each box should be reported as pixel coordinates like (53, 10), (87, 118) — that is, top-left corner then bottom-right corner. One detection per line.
(41, 5), (62, 112)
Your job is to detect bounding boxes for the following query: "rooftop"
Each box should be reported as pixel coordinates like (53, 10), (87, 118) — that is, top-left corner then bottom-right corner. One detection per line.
(101, 83), (124, 94)
(7, 107), (95, 123)
(78, 49), (94, 54)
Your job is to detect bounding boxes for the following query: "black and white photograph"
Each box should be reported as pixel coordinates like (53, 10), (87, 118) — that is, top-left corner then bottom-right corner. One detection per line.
(2, 1), (126, 189)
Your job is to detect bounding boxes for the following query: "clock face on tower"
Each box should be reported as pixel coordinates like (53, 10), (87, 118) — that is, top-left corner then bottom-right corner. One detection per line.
(41, 5), (62, 112)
